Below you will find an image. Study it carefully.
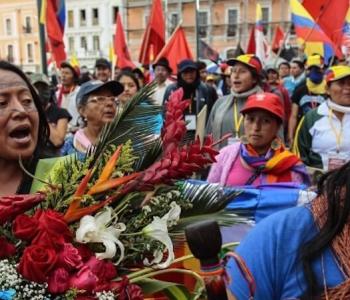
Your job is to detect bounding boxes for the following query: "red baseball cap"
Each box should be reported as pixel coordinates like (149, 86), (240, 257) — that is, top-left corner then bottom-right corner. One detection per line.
(240, 92), (284, 121)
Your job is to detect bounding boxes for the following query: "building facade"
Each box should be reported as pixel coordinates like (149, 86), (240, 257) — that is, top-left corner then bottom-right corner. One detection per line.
(125, 0), (293, 61)
(0, 0), (41, 72)
(64, 0), (122, 68)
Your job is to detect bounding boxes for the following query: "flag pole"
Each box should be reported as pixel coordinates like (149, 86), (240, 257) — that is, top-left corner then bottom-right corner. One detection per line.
(36, 0), (48, 75)
(195, 0), (200, 60)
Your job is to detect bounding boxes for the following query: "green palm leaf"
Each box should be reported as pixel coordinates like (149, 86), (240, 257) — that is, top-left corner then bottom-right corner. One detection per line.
(170, 181), (247, 243)
(178, 181), (242, 216)
(89, 83), (163, 167)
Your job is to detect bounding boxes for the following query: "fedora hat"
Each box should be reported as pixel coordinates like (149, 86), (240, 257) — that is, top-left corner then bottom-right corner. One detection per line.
(153, 57), (172, 73)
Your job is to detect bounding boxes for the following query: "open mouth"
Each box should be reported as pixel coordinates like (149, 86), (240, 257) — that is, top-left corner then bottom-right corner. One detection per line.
(9, 125), (31, 144)
(103, 111), (115, 118)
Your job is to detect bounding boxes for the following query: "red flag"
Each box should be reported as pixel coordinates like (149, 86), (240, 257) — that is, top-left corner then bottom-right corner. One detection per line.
(272, 25), (285, 52)
(139, 0), (165, 65)
(115, 12), (135, 69)
(46, 0), (66, 66)
(154, 26), (193, 74)
(246, 26), (256, 54)
(302, 0), (348, 57)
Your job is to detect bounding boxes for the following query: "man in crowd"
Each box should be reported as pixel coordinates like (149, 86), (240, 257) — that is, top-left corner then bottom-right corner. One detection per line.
(197, 61), (218, 103)
(164, 59), (215, 139)
(56, 61), (80, 131)
(278, 61), (291, 80)
(288, 54), (327, 144)
(94, 58), (112, 83)
(152, 57), (173, 105)
(282, 58), (305, 96)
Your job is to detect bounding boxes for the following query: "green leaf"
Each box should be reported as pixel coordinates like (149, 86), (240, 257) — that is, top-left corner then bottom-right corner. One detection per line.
(30, 155), (73, 193)
(139, 278), (192, 300)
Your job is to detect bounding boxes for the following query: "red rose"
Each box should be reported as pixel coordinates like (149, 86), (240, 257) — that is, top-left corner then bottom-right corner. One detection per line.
(0, 236), (16, 258)
(18, 245), (57, 283)
(28, 210), (72, 249)
(69, 265), (98, 291)
(47, 268), (70, 294)
(57, 243), (83, 271)
(110, 277), (143, 300)
(85, 256), (117, 282)
(13, 214), (39, 241)
(76, 244), (93, 262)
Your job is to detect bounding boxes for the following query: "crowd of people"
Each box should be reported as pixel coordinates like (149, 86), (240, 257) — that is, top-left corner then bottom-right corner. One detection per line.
(2, 49), (350, 299)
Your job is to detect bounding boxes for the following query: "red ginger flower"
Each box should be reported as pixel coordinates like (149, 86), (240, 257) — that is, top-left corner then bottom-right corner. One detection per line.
(122, 135), (218, 191)
(161, 88), (190, 154)
(0, 193), (45, 225)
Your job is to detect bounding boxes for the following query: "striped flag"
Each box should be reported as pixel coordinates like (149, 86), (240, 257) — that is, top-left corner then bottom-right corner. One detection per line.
(290, 0), (336, 63)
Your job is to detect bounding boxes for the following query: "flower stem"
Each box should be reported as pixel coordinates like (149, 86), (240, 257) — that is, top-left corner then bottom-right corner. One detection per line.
(127, 242), (239, 280)
(120, 231), (142, 236)
(129, 268), (205, 289)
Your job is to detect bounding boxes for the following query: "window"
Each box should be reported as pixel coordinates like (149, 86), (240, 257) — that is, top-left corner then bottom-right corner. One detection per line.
(24, 16), (31, 33)
(27, 44), (33, 63)
(80, 36), (87, 51)
(92, 8), (99, 25)
(68, 10), (74, 28)
(261, 7), (270, 35)
(80, 9), (86, 26)
(6, 19), (12, 35)
(93, 36), (100, 51)
(113, 7), (119, 24)
(169, 13), (179, 34)
(198, 11), (208, 38)
(68, 37), (75, 52)
(7, 45), (14, 63)
(227, 9), (238, 37)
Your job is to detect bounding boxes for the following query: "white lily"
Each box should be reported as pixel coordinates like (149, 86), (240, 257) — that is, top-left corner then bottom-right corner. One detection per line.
(142, 216), (174, 269)
(161, 201), (181, 227)
(76, 207), (126, 263)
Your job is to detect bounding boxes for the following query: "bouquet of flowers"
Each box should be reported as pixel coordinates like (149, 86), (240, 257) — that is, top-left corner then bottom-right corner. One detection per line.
(0, 86), (243, 300)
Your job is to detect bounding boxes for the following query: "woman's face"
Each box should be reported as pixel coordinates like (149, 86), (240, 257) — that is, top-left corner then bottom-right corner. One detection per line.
(243, 110), (280, 154)
(80, 88), (117, 127)
(118, 75), (138, 104)
(327, 76), (350, 106)
(231, 63), (257, 93)
(0, 69), (39, 160)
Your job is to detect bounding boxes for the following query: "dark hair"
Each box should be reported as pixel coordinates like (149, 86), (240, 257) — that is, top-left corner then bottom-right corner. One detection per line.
(116, 70), (140, 90)
(300, 162), (350, 298)
(291, 60), (304, 70)
(278, 61), (290, 69)
(196, 61), (207, 71)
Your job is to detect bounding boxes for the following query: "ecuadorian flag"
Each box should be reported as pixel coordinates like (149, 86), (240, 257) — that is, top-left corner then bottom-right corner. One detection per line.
(290, 0), (335, 63)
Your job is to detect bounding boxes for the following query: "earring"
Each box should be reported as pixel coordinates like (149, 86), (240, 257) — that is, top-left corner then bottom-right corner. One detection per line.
(240, 135), (249, 144)
(270, 138), (281, 150)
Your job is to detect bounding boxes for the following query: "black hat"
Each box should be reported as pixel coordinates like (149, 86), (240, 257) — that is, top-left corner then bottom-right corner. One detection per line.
(95, 58), (112, 69)
(76, 80), (124, 106)
(177, 59), (197, 73)
(153, 57), (172, 73)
